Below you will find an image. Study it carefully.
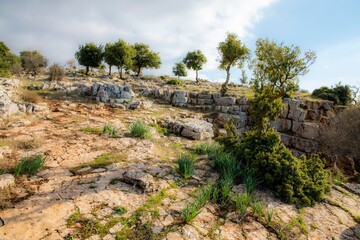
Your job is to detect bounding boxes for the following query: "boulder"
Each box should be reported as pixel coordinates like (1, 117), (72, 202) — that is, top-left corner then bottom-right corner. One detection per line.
(122, 170), (156, 192)
(167, 118), (214, 140)
(172, 91), (188, 107)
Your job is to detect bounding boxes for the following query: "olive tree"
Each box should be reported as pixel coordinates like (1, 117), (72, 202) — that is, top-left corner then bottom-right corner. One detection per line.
(132, 43), (161, 77)
(251, 38), (316, 98)
(105, 39), (135, 78)
(20, 50), (48, 75)
(217, 33), (250, 95)
(183, 50), (207, 82)
(0, 42), (20, 77)
(75, 43), (103, 75)
(172, 62), (187, 79)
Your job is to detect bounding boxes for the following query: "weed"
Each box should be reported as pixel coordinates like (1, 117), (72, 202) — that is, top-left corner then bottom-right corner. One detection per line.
(81, 127), (102, 135)
(265, 208), (274, 223)
(67, 211), (81, 227)
(233, 193), (251, 216)
(212, 151), (239, 182)
(113, 206), (127, 215)
(288, 215), (309, 234)
(182, 203), (201, 223)
(251, 200), (264, 219)
(242, 168), (258, 195)
(14, 154), (45, 176)
(102, 123), (118, 137)
(129, 120), (151, 139)
(177, 154), (195, 179)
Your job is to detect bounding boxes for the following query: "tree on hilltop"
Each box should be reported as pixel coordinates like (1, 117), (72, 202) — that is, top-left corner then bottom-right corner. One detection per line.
(183, 50), (207, 83)
(20, 50), (47, 75)
(75, 43), (103, 75)
(132, 43), (161, 77)
(105, 39), (135, 78)
(172, 62), (187, 79)
(217, 32), (250, 95)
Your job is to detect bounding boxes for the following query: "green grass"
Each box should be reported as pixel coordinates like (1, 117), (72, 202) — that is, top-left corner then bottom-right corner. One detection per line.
(148, 123), (168, 135)
(233, 193), (251, 216)
(14, 154), (45, 176)
(102, 123), (118, 137)
(251, 200), (264, 219)
(113, 206), (127, 215)
(182, 186), (212, 223)
(287, 215), (309, 234)
(72, 153), (126, 171)
(81, 127), (102, 135)
(129, 120), (151, 139)
(265, 208), (275, 223)
(177, 154), (195, 179)
(242, 168), (258, 195)
(211, 151), (239, 182)
(193, 141), (223, 155)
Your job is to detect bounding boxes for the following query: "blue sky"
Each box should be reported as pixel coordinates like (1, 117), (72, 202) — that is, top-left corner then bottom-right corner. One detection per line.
(0, 0), (359, 91)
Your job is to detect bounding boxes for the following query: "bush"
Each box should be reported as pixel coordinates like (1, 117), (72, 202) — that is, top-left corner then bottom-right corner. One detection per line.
(129, 121), (151, 139)
(19, 90), (41, 104)
(49, 63), (65, 81)
(234, 127), (330, 206)
(312, 84), (352, 105)
(177, 154), (195, 179)
(166, 78), (183, 86)
(321, 106), (360, 159)
(14, 154), (45, 176)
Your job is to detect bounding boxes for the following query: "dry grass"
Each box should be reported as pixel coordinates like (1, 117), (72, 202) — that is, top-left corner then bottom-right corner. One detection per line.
(19, 90), (42, 104)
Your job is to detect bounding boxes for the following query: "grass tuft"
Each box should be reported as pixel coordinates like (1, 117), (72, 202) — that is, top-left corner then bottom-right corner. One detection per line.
(233, 193), (251, 216)
(14, 154), (45, 176)
(177, 154), (195, 179)
(113, 206), (127, 215)
(102, 123), (118, 137)
(129, 120), (151, 139)
(193, 141), (223, 155)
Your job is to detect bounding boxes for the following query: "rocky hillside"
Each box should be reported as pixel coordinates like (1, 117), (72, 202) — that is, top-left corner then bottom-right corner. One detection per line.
(0, 76), (359, 240)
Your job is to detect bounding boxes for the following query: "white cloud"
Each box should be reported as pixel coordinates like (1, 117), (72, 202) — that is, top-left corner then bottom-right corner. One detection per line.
(0, 0), (277, 80)
(301, 38), (360, 91)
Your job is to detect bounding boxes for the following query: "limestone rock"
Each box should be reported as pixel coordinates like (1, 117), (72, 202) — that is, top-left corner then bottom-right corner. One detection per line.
(215, 96), (236, 106)
(0, 174), (15, 189)
(167, 118), (214, 140)
(122, 170), (156, 192)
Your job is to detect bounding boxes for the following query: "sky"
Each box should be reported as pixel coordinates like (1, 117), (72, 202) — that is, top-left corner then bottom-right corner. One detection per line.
(0, 0), (359, 91)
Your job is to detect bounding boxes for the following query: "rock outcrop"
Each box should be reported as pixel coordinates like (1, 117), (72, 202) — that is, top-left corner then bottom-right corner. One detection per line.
(166, 118), (214, 140)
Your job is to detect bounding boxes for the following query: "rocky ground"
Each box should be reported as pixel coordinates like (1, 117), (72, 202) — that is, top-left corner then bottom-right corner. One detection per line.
(0, 77), (360, 240)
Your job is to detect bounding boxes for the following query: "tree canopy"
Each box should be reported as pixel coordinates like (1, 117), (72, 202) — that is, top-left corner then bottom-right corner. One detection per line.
(20, 50), (48, 75)
(75, 43), (103, 75)
(172, 62), (187, 79)
(312, 83), (352, 105)
(104, 39), (135, 78)
(217, 33), (250, 95)
(132, 43), (161, 77)
(183, 50), (207, 82)
(251, 38), (316, 98)
(0, 42), (19, 77)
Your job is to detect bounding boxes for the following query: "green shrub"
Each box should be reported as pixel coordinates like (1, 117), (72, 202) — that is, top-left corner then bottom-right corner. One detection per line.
(312, 84), (352, 105)
(102, 123), (118, 137)
(14, 154), (45, 176)
(129, 120), (151, 139)
(166, 78), (183, 86)
(177, 154), (195, 179)
(235, 128), (330, 206)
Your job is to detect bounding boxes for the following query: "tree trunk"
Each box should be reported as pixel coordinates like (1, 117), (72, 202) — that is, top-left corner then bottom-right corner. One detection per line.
(221, 66), (231, 96)
(195, 70), (199, 83)
(119, 66), (123, 79)
(108, 65), (112, 76)
(136, 67), (141, 77)
(86, 66), (89, 75)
